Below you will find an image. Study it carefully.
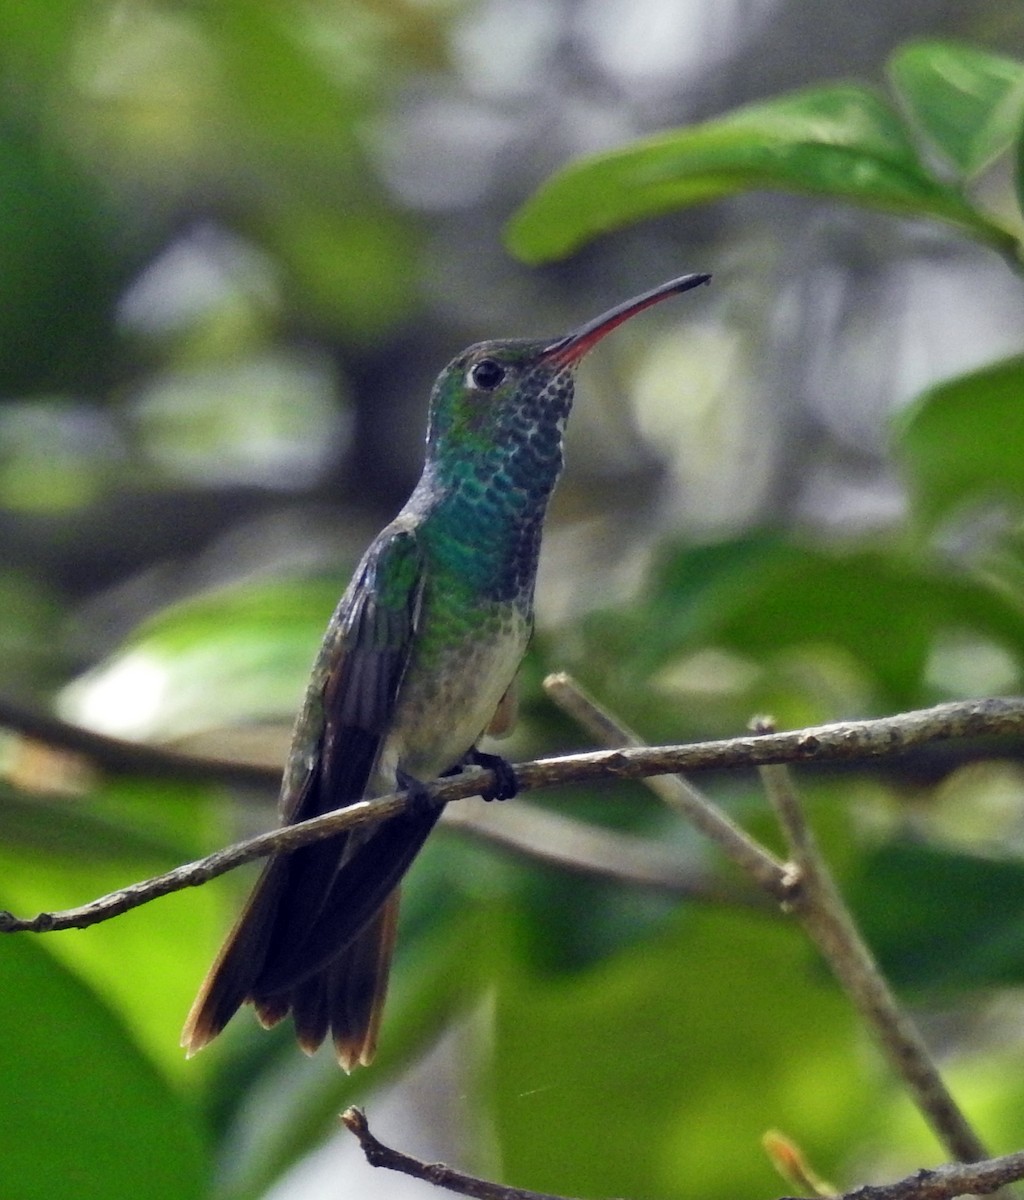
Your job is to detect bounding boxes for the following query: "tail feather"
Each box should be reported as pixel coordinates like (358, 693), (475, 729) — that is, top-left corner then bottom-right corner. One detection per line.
(182, 827), (422, 1065)
(254, 992), (290, 1030)
(181, 856), (288, 1056)
(292, 973), (330, 1056)
(330, 892), (400, 1071)
(182, 769), (441, 1065)
(250, 807), (439, 996)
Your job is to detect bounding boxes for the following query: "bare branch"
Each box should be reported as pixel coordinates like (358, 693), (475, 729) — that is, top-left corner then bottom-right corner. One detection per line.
(544, 673), (788, 896)
(544, 679), (996, 1167)
(528, 694), (1024, 775)
(834, 1150), (1024, 1200)
(1, 695), (1022, 935)
(758, 755), (991, 1165)
(4, 691), (1023, 793)
(342, 1105), (1024, 1200)
(0, 694), (277, 789)
(445, 802), (763, 907)
(0, 784), (431, 933)
(341, 1106), (588, 1200)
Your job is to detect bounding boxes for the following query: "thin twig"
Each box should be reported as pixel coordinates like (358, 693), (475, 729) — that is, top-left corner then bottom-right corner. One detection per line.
(0, 785), (432, 933)
(2, 697), (1024, 934)
(4, 692), (1024, 793)
(0, 692), (757, 906)
(758, 755), (991, 1165)
(832, 1150), (1024, 1200)
(0, 694), (277, 789)
(544, 673), (788, 896)
(341, 1107), (582, 1200)
(445, 802), (763, 907)
(545, 678), (994, 1166)
(342, 1105), (1024, 1200)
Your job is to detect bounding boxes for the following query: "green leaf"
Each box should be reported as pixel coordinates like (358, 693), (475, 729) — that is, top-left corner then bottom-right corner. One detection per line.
(0, 935), (209, 1200)
(609, 540), (927, 705)
(889, 40), (1024, 178)
(60, 577), (341, 741)
(693, 546), (939, 707)
(893, 355), (1024, 530)
(579, 535), (1024, 724)
(0, 788), (208, 861)
(513, 835), (679, 974)
(851, 841), (1024, 989)
(483, 907), (877, 1200)
(0, 777), (229, 1081)
(506, 85), (1005, 263)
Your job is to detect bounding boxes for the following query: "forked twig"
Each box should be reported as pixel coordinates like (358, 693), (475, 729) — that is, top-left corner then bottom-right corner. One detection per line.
(544, 678), (994, 1166)
(341, 1105), (1024, 1200)
(1, 695), (1022, 935)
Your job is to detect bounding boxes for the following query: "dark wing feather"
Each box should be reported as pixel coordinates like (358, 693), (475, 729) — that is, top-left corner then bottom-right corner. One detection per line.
(182, 524), (426, 1057)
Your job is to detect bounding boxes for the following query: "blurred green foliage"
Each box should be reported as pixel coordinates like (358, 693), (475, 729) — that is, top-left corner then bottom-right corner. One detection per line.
(2, 11), (1024, 1200)
(506, 39), (1024, 263)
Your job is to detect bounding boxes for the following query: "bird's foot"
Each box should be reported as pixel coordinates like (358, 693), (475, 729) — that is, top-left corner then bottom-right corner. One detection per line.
(463, 748), (519, 802)
(395, 769), (441, 818)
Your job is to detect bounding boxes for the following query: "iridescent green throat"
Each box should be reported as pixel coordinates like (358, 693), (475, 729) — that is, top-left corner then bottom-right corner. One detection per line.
(411, 363), (577, 604)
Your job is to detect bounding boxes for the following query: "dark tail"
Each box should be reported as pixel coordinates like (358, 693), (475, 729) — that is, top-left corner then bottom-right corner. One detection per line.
(181, 806), (439, 1069)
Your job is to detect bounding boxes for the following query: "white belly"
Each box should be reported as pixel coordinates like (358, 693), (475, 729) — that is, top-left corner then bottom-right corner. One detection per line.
(374, 605), (530, 790)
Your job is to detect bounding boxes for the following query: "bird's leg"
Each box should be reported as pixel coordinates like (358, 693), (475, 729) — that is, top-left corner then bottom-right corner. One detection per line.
(461, 747), (519, 802)
(454, 678), (520, 801)
(395, 768), (443, 819)
(432, 745), (518, 804)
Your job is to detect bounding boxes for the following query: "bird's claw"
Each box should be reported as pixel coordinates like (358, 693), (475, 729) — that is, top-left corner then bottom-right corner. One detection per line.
(463, 748), (519, 802)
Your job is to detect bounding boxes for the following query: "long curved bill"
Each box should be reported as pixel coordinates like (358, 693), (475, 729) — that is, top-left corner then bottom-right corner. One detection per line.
(542, 272), (711, 367)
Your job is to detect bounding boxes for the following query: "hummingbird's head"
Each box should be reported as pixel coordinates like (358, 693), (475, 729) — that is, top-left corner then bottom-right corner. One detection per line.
(423, 272), (711, 488)
(425, 336), (576, 469)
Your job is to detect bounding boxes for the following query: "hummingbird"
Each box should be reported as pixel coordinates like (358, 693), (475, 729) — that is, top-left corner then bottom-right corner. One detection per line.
(182, 272), (711, 1070)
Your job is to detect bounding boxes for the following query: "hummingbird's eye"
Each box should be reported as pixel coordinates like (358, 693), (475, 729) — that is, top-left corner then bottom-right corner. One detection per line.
(468, 359), (506, 391)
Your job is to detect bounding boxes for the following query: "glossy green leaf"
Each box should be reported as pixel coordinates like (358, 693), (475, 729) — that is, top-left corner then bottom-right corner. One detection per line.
(889, 40), (1024, 178)
(484, 907), (876, 1200)
(0, 934), (209, 1199)
(579, 535), (1024, 725)
(506, 85), (1005, 263)
(0, 777), (229, 1080)
(60, 577), (342, 742)
(894, 355), (1024, 530)
(851, 841), (1024, 989)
